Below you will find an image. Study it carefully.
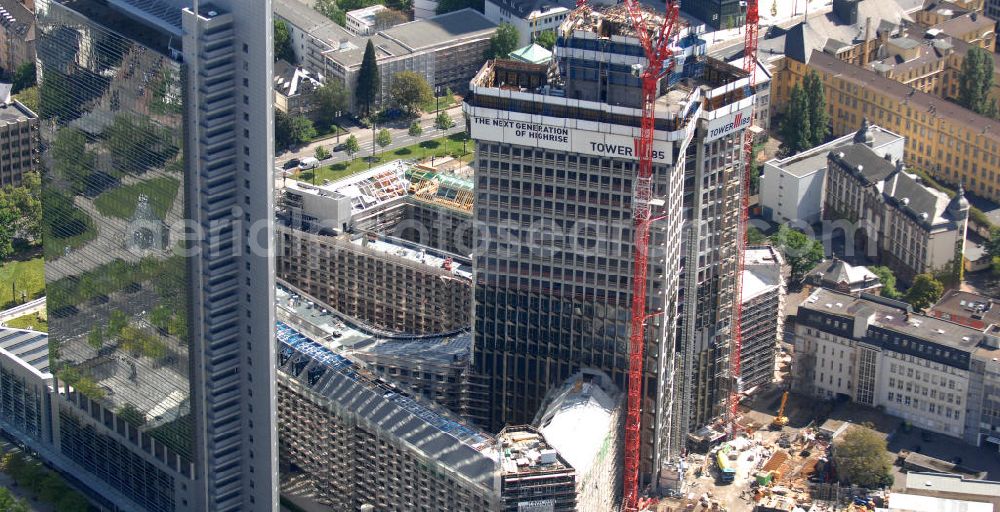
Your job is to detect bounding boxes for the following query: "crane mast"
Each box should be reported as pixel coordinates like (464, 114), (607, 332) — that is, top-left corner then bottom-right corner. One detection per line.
(619, 1), (679, 510)
(730, 0), (760, 437)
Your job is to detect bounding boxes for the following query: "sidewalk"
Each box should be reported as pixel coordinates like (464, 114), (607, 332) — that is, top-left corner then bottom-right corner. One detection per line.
(276, 105), (465, 165)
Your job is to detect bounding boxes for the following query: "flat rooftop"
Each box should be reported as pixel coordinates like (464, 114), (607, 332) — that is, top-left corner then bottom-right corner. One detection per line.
(275, 1), (494, 69)
(0, 99), (36, 124)
(353, 236), (472, 279)
(276, 321), (497, 488)
(498, 425), (572, 476)
(0, 327), (51, 376)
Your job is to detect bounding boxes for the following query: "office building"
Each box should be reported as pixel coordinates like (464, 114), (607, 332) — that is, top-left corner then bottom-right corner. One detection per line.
(824, 124), (970, 284)
(0, 327), (53, 453)
(37, 0), (276, 510)
(345, 4), (388, 36)
(277, 227), (472, 335)
(0, 89), (38, 188)
(483, 0), (576, 47)
(0, 0), (35, 76)
(739, 247), (786, 392)
(792, 288), (1000, 447)
(276, 321), (604, 511)
(759, 121), (904, 225)
(465, 5), (758, 480)
(275, 1), (495, 113)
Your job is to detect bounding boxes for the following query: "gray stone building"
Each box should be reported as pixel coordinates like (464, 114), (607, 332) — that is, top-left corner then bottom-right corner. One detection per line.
(275, 1), (495, 113)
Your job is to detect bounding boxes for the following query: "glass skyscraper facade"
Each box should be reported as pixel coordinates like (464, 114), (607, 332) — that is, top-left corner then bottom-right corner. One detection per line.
(37, 0), (277, 510)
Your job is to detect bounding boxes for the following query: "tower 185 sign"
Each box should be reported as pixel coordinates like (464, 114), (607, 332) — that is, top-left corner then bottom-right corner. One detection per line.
(705, 107), (754, 142)
(469, 116), (673, 164)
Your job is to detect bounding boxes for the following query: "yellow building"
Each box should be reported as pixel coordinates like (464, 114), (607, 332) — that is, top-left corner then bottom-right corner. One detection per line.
(778, 50), (1000, 203)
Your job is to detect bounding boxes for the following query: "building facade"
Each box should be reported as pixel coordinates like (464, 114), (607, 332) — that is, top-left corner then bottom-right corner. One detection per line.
(680, 0), (744, 30)
(739, 247), (786, 392)
(465, 6), (757, 481)
(0, 96), (38, 187)
(759, 121), (904, 225)
(792, 288), (1000, 446)
(37, 0), (276, 510)
(482, 0), (576, 47)
(277, 226), (472, 335)
(824, 124), (969, 284)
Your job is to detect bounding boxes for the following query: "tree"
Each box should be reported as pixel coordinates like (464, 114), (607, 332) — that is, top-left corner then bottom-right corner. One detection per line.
(11, 62), (36, 93)
(905, 273), (944, 311)
(14, 86), (39, 113)
(388, 71), (433, 115)
(488, 23), (519, 59)
(771, 225), (824, 280)
(315, 146), (331, 160)
(374, 9), (409, 30)
(344, 134), (361, 160)
(803, 70), (830, 146)
(0, 195), (16, 259)
(408, 121), (423, 137)
(375, 128), (392, 153)
(275, 110), (316, 148)
(0, 487), (29, 512)
(869, 265), (900, 299)
(39, 71), (73, 119)
(986, 226), (1000, 260)
(356, 40), (381, 115)
(273, 19), (296, 63)
(747, 226), (768, 245)
(780, 83), (812, 154)
(833, 424), (893, 489)
(314, 81), (348, 130)
(435, 111), (455, 130)
(958, 46), (996, 116)
(315, 0), (346, 26)
(749, 143), (764, 195)
(534, 30), (557, 50)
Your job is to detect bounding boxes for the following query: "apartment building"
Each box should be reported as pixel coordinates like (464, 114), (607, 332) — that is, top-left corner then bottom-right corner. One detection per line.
(275, 1), (495, 112)
(273, 60), (322, 120)
(792, 288), (1000, 447)
(824, 126), (970, 283)
(930, 290), (1000, 330)
(0, 92), (37, 188)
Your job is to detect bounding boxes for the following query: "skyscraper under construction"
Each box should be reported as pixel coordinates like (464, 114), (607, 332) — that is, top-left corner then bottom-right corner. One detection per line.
(465, 5), (756, 481)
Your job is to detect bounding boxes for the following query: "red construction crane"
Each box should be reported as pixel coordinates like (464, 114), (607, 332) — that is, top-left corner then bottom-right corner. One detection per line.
(620, 1), (681, 510)
(730, 0), (761, 436)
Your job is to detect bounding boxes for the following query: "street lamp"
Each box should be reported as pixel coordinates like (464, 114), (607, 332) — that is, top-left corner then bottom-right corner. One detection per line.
(435, 86), (441, 113)
(370, 122), (376, 169)
(336, 110), (342, 144)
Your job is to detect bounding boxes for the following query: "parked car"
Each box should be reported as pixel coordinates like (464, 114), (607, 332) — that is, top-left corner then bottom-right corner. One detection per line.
(282, 158), (300, 170)
(298, 157), (319, 170)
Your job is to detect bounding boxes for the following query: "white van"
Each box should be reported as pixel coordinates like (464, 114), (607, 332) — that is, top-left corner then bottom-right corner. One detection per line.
(299, 157), (320, 170)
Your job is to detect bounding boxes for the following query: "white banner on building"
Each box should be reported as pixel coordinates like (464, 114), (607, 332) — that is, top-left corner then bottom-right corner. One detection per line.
(470, 116), (672, 164)
(704, 106), (754, 142)
(517, 500), (555, 512)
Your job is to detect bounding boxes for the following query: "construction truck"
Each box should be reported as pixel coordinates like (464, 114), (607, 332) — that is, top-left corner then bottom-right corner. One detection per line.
(770, 391), (789, 430)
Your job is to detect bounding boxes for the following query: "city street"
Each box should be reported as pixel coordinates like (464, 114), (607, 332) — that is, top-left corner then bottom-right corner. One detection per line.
(275, 105), (466, 167)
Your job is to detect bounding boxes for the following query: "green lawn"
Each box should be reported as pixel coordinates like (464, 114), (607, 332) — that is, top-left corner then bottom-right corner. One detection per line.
(0, 257), (45, 310)
(420, 91), (457, 113)
(297, 132), (472, 185)
(310, 124), (348, 143)
(5, 311), (47, 332)
(94, 176), (180, 220)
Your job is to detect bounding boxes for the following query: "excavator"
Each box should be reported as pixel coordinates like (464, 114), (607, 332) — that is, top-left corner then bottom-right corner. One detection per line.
(770, 391), (789, 430)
